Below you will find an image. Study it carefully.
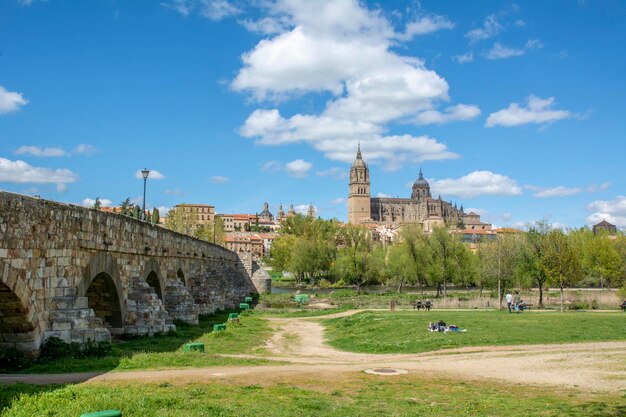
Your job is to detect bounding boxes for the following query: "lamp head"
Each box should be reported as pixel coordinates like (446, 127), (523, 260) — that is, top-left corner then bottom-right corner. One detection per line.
(141, 168), (150, 180)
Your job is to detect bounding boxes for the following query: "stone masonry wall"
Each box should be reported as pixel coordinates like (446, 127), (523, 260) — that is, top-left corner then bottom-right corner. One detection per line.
(0, 191), (255, 355)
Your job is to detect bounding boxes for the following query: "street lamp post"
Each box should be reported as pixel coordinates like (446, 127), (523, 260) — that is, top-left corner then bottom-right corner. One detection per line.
(141, 168), (150, 221)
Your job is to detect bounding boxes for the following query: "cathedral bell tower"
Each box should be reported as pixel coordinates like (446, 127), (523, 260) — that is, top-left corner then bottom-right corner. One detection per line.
(348, 144), (371, 224)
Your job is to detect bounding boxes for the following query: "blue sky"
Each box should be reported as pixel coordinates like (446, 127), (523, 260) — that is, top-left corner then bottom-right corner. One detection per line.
(1, 0), (625, 228)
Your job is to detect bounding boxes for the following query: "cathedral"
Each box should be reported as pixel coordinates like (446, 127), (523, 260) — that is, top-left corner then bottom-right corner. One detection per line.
(348, 145), (490, 232)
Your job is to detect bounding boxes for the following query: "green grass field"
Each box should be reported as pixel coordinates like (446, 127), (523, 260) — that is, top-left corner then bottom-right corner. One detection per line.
(14, 310), (274, 374)
(1, 375), (624, 417)
(323, 311), (626, 353)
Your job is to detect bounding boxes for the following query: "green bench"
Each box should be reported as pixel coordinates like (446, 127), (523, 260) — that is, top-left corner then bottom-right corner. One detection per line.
(244, 296), (253, 303)
(80, 411), (122, 417)
(213, 323), (226, 332)
(239, 303), (250, 310)
(184, 342), (205, 353)
(228, 313), (239, 320)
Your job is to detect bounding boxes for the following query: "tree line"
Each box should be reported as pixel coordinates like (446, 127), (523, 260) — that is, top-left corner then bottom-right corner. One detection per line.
(91, 197), (160, 224)
(268, 216), (626, 311)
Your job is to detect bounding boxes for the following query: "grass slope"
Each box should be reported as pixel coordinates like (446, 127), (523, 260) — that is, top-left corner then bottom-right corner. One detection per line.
(323, 311), (626, 353)
(1, 375), (624, 417)
(16, 311), (273, 374)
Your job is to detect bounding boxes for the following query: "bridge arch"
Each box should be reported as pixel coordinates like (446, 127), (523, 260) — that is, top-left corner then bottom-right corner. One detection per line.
(0, 261), (42, 355)
(79, 252), (125, 334)
(143, 258), (165, 301)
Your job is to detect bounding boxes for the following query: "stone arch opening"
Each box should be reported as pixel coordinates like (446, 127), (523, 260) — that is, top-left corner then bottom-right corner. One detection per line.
(146, 271), (163, 300)
(85, 272), (124, 331)
(0, 282), (41, 355)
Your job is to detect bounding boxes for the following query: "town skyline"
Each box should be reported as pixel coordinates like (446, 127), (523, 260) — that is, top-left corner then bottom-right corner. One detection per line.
(1, 1), (625, 229)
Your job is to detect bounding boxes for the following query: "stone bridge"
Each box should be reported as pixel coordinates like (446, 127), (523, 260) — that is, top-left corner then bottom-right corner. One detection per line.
(0, 192), (269, 356)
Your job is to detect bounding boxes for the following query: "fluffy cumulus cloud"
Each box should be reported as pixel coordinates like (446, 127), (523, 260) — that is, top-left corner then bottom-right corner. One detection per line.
(415, 104), (481, 125)
(486, 95), (572, 127)
(0, 86), (28, 114)
(0, 157), (78, 190)
(135, 169), (165, 180)
(74, 144), (97, 155)
(294, 204), (315, 215)
(210, 175), (230, 184)
(284, 159), (312, 178)
(82, 198), (113, 207)
(586, 196), (626, 227)
(430, 171), (522, 198)
(163, 0), (240, 20)
(15, 146), (67, 157)
(234, 0), (469, 169)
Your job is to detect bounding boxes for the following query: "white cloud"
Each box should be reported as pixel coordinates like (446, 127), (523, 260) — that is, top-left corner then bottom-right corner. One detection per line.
(331, 197), (346, 205)
(261, 160), (282, 172)
(162, 0), (240, 20)
(15, 146), (67, 157)
(135, 169), (165, 180)
(526, 182), (610, 198)
(485, 39), (543, 60)
(376, 192), (392, 198)
(430, 171), (522, 198)
(210, 175), (230, 184)
(396, 15), (454, 41)
(285, 159), (312, 178)
(241, 110), (459, 170)
(485, 42), (525, 60)
(164, 189), (182, 195)
(486, 95), (571, 127)
(453, 52), (473, 64)
(515, 19), (526, 27)
(56, 183), (68, 193)
(465, 14), (503, 42)
(233, 0), (465, 169)
(82, 198), (113, 207)
(415, 104), (481, 125)
(530, 185), (581, 198)
(586, 196), (626, 227)
(294, 204), (314, 215)
(0, 157), (78, 189)
(74, 144), (97, 155)
(0, 86), (28, 114)
(316, 167), (347, 180)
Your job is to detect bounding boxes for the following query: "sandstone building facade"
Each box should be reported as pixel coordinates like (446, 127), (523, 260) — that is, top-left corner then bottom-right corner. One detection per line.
(347, 146), (490, 232)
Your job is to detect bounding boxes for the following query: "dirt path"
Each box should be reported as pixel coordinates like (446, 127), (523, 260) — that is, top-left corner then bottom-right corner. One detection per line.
(3, 310), (625, 393)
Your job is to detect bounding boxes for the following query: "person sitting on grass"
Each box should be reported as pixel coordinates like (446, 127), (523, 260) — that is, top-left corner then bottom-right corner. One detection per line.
(446, 324), (467, 332)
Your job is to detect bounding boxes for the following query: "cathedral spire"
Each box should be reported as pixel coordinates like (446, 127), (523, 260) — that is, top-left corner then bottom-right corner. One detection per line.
(418, 167), (424, 179)
(356, 142), (362, 160)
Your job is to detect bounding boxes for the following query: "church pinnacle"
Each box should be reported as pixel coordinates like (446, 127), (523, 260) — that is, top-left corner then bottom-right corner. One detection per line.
(356, 142), (362, 159)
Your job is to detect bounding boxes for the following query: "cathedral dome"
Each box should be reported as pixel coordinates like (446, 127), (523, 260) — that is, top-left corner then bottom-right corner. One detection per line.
(412, 169), (429, 188)
(351, 143), (367, 169)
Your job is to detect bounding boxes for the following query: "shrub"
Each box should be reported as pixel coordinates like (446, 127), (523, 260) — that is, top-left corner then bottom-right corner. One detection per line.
(0, 346), (29, 372)
(40, 337), (113, 360)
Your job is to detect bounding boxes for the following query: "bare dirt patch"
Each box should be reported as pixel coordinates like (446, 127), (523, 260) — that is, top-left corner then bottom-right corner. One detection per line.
(3, 309), (624, 393)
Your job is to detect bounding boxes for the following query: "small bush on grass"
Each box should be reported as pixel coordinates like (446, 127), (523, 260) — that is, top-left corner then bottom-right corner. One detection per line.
(0, 347), (28, 372)
(40, 337), (112, 361)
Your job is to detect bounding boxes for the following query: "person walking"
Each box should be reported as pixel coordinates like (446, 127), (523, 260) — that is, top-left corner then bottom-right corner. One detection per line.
(506, 292), (513, 313)
(513, 291), (521, 313)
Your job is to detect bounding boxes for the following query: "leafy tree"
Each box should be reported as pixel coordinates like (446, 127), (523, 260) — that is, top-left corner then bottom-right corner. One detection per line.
(133, 205), (141, 219)
(392, 224), (431, 293)
(332, 225), (382, 291)
(120, 198), (132, 216)
(540, 229), (583, 312)
(151, 207), (160, 224)
(518, 226), (549, 307)
(477, 233), (524, 309)
(583, 230), (623, 288)
(213, 216), (226, 246)
(426, 227), (472, 298)
(93, 198), (101, 210)
(164, 206), (195, 235)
